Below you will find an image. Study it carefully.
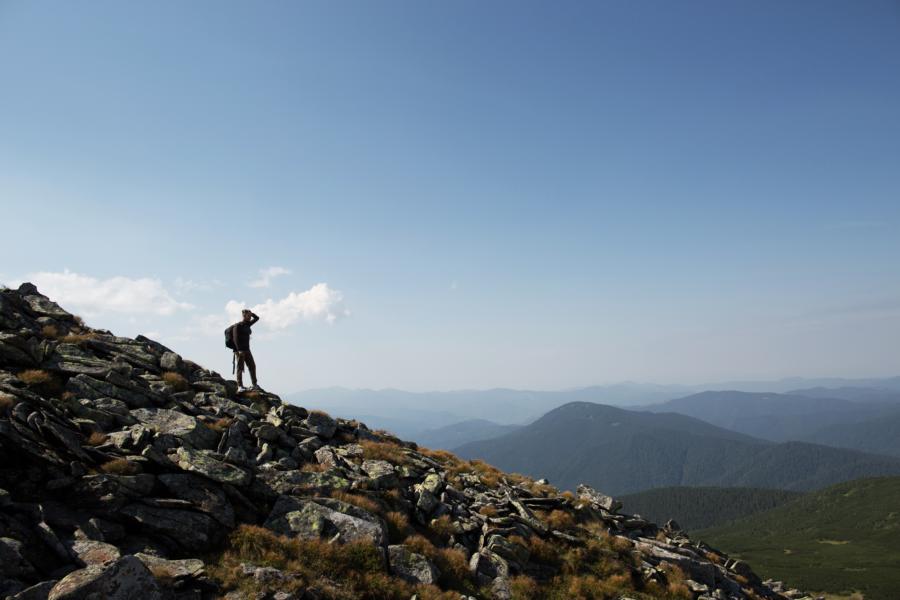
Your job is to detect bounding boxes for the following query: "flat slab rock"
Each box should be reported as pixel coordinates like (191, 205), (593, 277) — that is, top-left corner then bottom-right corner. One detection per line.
(48, 554), (163, 600)
(131, 408), (217, 449)
(174, 447), (252, 486)
(264, 496), (387, 547)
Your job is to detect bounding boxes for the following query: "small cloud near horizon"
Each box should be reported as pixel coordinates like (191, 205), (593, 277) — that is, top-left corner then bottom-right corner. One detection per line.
(248, 266), (291, 288)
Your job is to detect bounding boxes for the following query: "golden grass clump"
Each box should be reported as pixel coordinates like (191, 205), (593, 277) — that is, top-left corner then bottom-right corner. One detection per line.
(525, 535), (561, 566)
(207, 524), (449, 600)
(16, 369), (62, 397)
(41, 324), (60, 339)
(468, 459), (502, 487)
(542, 509), (576, 531)
(300, 461), (328, 473)
(478, 505), (499, 518)
(60, 332), (97, 346)
(658, 563), (693, 599)
(433, 546), (471, 592)
(428, 514), (455, 540)
(100, 458), (141, 475)
(17, 369), (54, 386)
(418, 447), (462, 466)
(385, 510), (413, 544)
(509, 575), (541, 600)
(205, 417), (233, 433)
(85, 431), (108, 446)
(161, 371), (190, 392)
(330, 491), (382, 515)
(360, 440), (409, 465)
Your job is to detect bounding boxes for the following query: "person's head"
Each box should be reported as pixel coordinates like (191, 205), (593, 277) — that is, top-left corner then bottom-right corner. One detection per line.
(242, 309), (253, 322)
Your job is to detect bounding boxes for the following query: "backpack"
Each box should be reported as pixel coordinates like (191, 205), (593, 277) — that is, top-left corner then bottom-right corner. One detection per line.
(224, 324), (236, 350)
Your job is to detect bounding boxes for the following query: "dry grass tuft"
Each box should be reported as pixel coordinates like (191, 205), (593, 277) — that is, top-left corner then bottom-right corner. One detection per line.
(385, 511), (413, 544)
(60, 332), (97, 346)
(148, 564), (177, 588)
(360, 440), (409, 465)
(659, 563), (693, 599)
(300, 461), (328, 473)
(428, 514), (455, 540)
(100, 458), (141, 475)
(85, 431), (108, 446)
(17, 369), (54, 386)
(525, 535), (561, 566)
(542, 509), (576, 531)
(468, 459), (502, 487)
(478, 505), (499, 518)
(205, 417), (233, 433)
(16, 369), (62, 397)
(162, 371), (190, 392)
(510, 574), (541, 599)
(41, 324), (60, 339)
(330, 491), (382, 515)
(207, 524), (451, 600)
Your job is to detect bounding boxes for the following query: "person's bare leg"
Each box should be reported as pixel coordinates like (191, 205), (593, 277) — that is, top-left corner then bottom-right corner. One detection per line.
(236, 353), (245, 387)
(246, 351), (258, 387)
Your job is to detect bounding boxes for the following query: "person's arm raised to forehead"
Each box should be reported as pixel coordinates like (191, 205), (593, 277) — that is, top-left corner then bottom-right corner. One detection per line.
(250, 312), (260, 325)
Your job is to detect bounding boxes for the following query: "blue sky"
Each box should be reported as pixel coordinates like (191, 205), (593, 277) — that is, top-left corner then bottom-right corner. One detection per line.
(1, 1), (899, 391)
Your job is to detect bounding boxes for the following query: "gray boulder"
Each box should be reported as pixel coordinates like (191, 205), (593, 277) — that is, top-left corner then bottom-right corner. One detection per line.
(362, 459), (398, 489)
(303, 412), (337, 439)
(120, 504), (218, 552)
(48, 555), (163, 600)
(263, 496), (387, 547)
(131, 408), (217, 449)
(158, 473), (235, 528)
(0, 537), (38, 579)
(576, 484), (622, 512)
(388, 544), (440, 585)
(174, 447), (252, 486)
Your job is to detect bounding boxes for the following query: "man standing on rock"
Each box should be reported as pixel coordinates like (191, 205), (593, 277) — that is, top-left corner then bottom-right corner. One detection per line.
(232, 309), (260, 391)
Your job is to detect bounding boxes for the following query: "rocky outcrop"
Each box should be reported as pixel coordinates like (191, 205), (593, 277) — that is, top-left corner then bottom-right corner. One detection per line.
(0, 284), (821, 600)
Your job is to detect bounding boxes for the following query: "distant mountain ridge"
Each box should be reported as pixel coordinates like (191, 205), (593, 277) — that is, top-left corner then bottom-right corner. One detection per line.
(641, 390), (900, 442)
(288, 377), (900, 441)
(455, 401), (900, 494)
(412, 419), (522, 450)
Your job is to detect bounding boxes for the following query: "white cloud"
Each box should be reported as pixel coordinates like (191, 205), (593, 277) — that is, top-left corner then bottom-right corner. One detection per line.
(20, 270), (193, 316)
(248, 266), (291, 288)
(226, 283), (349, 329)
(174, 277), (222, 294)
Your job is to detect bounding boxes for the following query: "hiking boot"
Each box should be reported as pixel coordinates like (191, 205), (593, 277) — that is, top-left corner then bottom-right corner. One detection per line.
(237, 385), (249, 393)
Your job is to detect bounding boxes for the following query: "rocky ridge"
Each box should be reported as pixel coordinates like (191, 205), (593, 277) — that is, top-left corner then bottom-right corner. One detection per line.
(0, 283), (818, 600)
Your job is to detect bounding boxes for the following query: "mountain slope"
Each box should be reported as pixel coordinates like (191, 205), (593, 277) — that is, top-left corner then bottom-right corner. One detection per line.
(0, 283), (802, 600)
(456, 401), (900, 494)
(801, 410), (900, 457)
(619, 487), (804, 531)
(696, 477), (900, 600)
(413, 419), (522, 450)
